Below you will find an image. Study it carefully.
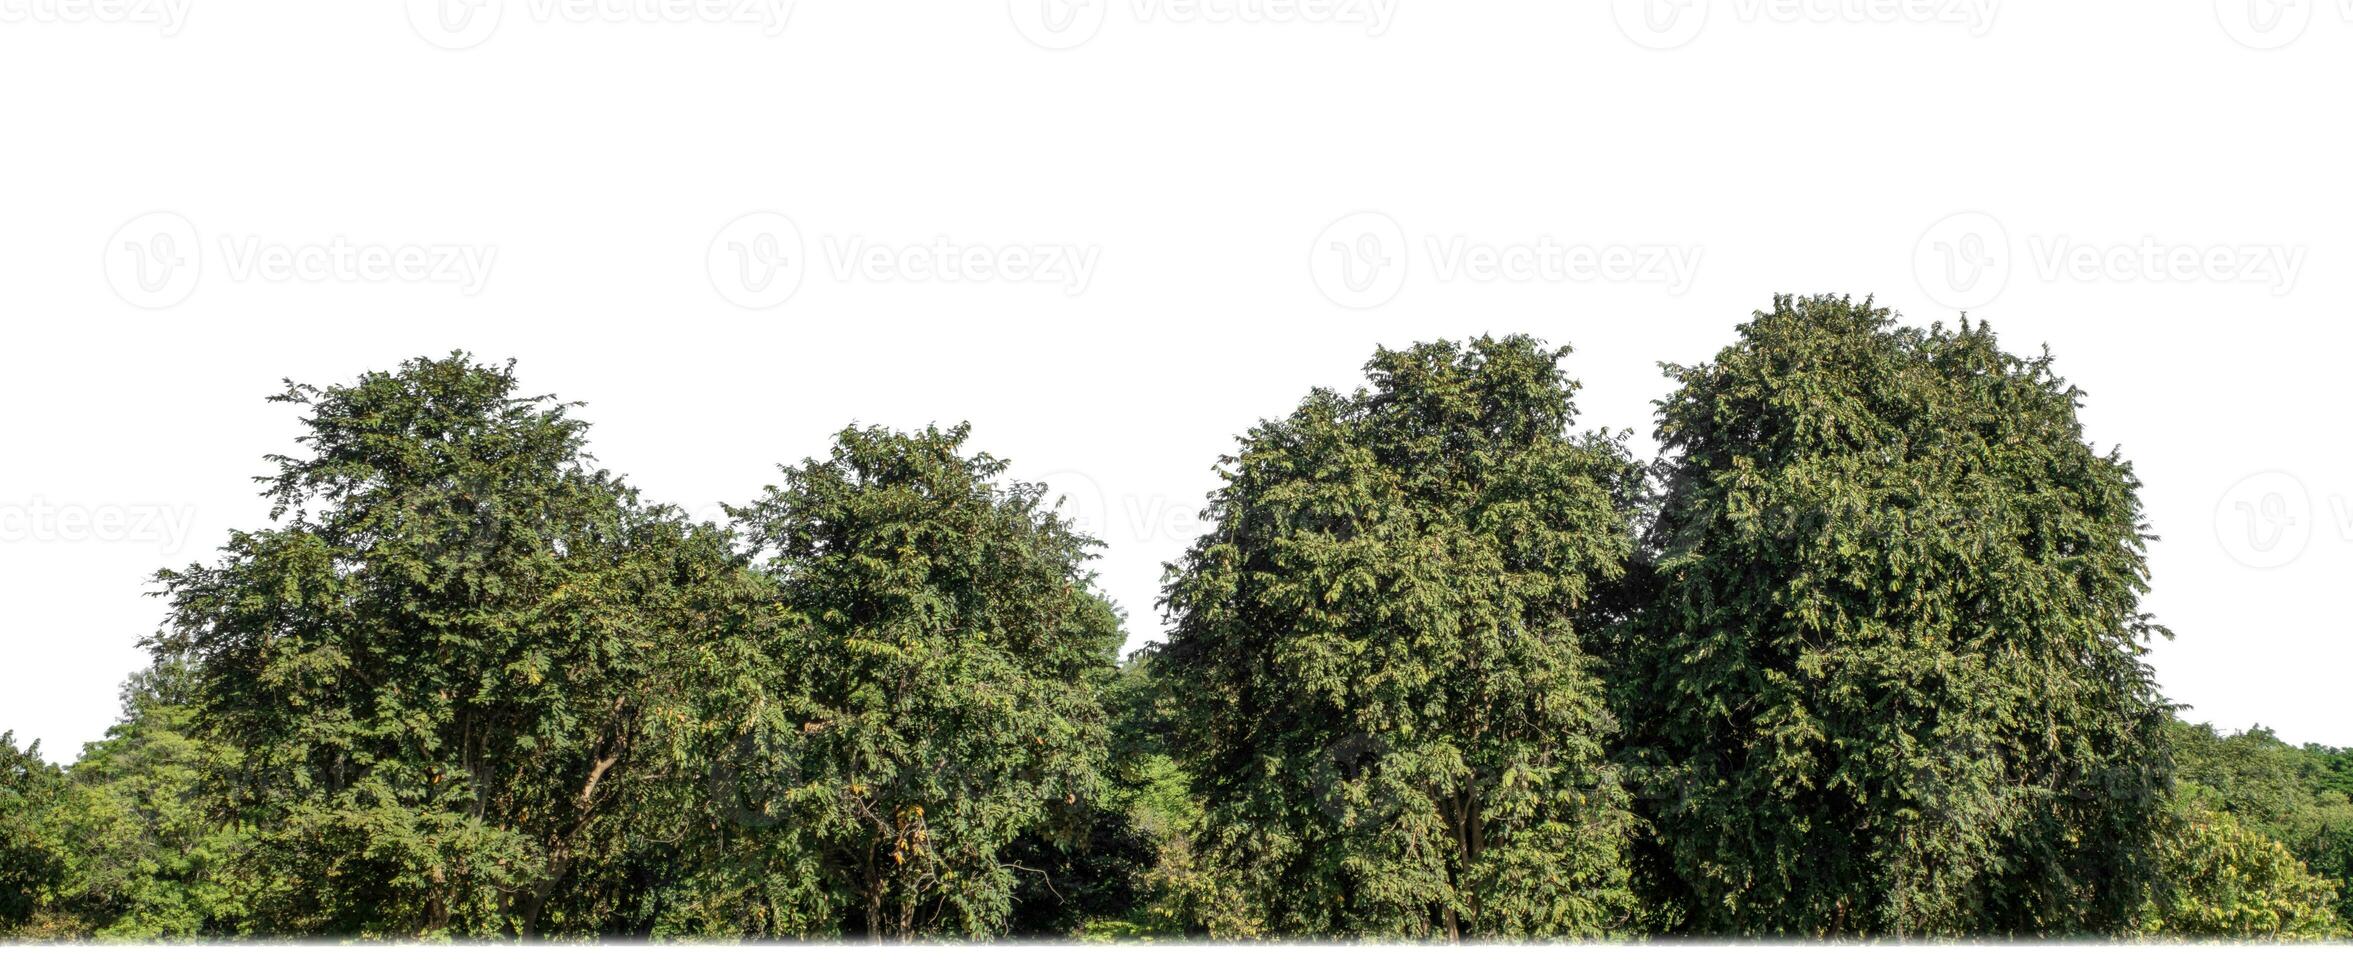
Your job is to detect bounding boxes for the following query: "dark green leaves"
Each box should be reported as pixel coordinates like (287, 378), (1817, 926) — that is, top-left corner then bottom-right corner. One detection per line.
(5, 319), (2335, 941)
(1155, 336), (1640, 939)
(693, 424), (1125, 938)
(1622, 295), (2173, 937)
(157, 354), (754, 937)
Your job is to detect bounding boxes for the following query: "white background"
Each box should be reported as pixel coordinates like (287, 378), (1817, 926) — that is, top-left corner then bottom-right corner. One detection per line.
(3, 0), (2350, 764)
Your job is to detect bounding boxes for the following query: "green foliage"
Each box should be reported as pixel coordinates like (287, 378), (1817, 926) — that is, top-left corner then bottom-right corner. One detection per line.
(2136, 806), (2343, 939)
(1622, 295), (2173, 937)
(1155, 336), (1642, 939)
(2169, 721), (2353, 924)
(683, 424), (1125, 938)
(0, 733), (69, 935)
(34, 658), (249, 938)
(4, 678), (253, 941)
(5, 333), (2348, 943)
(1055, 658), (1259, 940)
(153, 353), (761, 937)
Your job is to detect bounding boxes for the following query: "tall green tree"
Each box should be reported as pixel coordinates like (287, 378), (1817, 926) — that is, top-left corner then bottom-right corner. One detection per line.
(694, 424), (1125, 939)
(1622, 295), (2172, 936)
(154, 354), (759, 937)
(1155, 336), (1642, 939)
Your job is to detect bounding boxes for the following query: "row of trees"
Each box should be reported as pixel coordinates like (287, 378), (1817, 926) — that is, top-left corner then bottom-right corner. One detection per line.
(1, 295), (2344, 940)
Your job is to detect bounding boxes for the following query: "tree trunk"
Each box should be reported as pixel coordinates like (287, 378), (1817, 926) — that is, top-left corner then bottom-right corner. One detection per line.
(865, 859), (885, 941)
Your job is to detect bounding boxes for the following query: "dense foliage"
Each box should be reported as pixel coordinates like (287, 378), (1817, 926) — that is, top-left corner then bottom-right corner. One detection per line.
(146, 355), (764, 937)
(2, 304), (2344, 942)
(2161, 721), (2353, 928)
(0, 734), (67, 934)
(1619, 296), (2175, 937)
(2136, 806), (2342, 938)
(1152, 337), (1642, 939)
(672, 424), (1125, 938)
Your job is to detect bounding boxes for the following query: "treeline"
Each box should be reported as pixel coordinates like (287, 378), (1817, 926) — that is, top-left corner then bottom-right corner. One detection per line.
(1, 295), (2346, 941)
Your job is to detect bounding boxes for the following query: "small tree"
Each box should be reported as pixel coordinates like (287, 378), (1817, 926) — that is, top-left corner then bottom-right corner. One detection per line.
(1155, 336), (1642, 939)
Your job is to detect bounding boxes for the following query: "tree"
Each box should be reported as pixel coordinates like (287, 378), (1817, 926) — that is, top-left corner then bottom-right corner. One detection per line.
(1155, 336), (1642, 939)
(699, 423), (1125, 939)
(1621, 295), (2173, 936)
(153, 353), (758, 937)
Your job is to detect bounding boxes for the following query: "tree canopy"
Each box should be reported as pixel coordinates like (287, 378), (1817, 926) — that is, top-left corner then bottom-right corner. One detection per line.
(676, 423), (1125, 938)
(1619, 295), (2174, 936)
(1, 310), (2343, 942)
(151, 354), (761, 937)
(1152, 336), (1642, 939)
